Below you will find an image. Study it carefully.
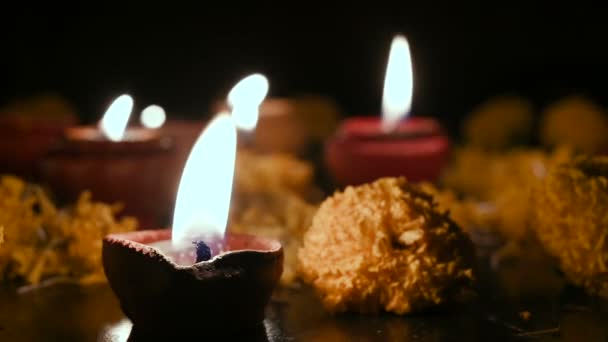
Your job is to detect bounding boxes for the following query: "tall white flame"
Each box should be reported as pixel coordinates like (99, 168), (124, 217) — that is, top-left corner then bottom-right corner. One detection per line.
(140, 104), (166, 129)
(227, 73), (269, 131)
(381, 35), (413, 132)
(99, 94), (134, 141)
(171, 113), (237, 247)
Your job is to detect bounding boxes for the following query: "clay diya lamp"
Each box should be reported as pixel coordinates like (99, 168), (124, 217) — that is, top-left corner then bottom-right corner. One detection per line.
(325, 116), (450, 186)
(325, 34), (451, 186)
(213, 74), (310, 155)
(39, 95), (174, 227)
(0, 107), (77, 179)
(102, 113), (283, 337)
(0, 93), (79, 179)
(40, 126), (173, 227)
(215, 97), (309, 155)
(253, 98), (309, 155)
(291, 94), (342, 144)
(103, 229), (283, 337)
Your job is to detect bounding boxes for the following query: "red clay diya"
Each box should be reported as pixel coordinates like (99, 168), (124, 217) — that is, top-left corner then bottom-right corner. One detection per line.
(0, 114), (77, 179)
(324, 116), (451, 186)
(325, 34), (452, 186)
(39, 126), (174, 227)
(102, 229), (283, 336)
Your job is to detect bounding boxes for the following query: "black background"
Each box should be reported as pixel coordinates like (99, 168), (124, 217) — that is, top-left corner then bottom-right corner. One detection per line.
(2, 6), (607, 135)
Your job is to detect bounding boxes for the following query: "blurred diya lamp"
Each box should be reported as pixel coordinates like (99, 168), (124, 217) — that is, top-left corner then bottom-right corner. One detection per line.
(214, 74), (310, 155)
(102, 114), (283, 336)
(40, 95), (174, 227)
(325, 35), (450, 186)
(291, 94), (342, 143)
(254, 98), (309, 155)
(0, 95), (78, 178)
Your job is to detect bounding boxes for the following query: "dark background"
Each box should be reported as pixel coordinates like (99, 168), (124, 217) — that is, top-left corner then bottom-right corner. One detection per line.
(2, 6), (607, 135)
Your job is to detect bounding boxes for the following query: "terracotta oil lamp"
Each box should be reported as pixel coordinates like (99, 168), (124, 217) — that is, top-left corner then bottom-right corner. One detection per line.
(213, 74), (312, 155)
(40, 95), (174, 227)
(325, 35), (451, 186)
(102, 113), (283, 337)
(0, 95), (78, 179)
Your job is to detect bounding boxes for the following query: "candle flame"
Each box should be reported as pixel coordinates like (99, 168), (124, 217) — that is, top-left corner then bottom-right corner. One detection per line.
(99, 94), (134, 141)
(381, 35), (413, 132)
(171, 113), (237, 247)
(227, 73), (269, 131)
(140, 104), (166, 129)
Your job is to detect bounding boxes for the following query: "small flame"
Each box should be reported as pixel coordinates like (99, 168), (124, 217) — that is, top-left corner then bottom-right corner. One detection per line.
(381, 35), (413, 132)
(140, 104), (166, 129)
(104, 319), (132, 342)
(227, 73), (269, 131)
(171, 113), (237, 247)
(99, 94), (134, 141)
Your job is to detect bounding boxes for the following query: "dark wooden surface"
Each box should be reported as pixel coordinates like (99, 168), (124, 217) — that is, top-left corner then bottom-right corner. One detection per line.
(1, 234), (607, 341)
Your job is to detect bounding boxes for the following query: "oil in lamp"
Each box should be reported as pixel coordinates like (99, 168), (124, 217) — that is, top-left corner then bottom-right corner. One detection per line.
(102, 112), (283, 337)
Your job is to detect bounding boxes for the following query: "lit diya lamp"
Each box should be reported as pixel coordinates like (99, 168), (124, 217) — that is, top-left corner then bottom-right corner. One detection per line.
(102, 113), (283, 337)
(215, 74), (312, 155)
(40, 95), (173, 227)
(65, 94), (163, 142)
(0, 93), (78, 179)
(325, 35), (451, 186)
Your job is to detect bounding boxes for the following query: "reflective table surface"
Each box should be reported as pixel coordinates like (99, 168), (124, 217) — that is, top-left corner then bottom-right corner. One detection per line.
(1, 235), (607, 341)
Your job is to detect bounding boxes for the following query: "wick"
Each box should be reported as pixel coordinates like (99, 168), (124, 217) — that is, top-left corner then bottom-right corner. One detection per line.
(193, 240), (212, 262)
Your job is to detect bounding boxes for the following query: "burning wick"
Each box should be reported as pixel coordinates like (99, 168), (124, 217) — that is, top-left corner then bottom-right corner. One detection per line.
(193, 240), (212, 262)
